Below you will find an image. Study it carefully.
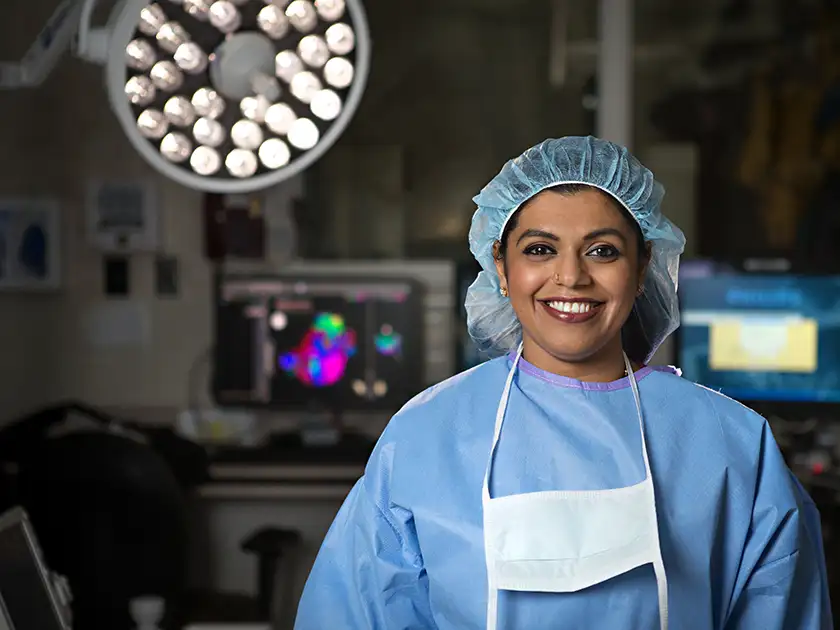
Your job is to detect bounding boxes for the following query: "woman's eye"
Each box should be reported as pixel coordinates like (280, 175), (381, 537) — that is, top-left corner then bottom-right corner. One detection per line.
(588, 245), (619, 258)
(524, 244), (553, 257)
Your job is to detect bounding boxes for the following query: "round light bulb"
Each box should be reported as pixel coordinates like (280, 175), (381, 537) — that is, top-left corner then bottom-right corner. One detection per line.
(139, 4), (166, 36)
(264, 103), (297, 135)
(231, 119), (264, 150)
(257, 4), (289, 39)
(209, 1), (242, 33)
(323, 56), (354, 89)
(126, 39), (156, 71)
(183, 0), (212, 19)
(287, 117), (319, 150)
(310, 89), (342, 121)
(174, 42), (208, 74)
(274, 50), (303, 83)
(314, 0), (344, 21)
(150, 60), (184, 91)
(125, 75), (156, 106)
(137, 109), (169, 139)
(160, 132), (192, 162)
(290, 71), (321, 103)
(193, 117), (226, 147)
(298, 35), (330, 68)
(164, 96), (197, 126)
(285, 0), (318, 33)
(156, 21), (188, 53)
(226, 149), (259, 178)
(191, 146), (222, 175)
(192, 87), (226, 118)
(325, 23), (355, 55)
(259, 138), (291, 169)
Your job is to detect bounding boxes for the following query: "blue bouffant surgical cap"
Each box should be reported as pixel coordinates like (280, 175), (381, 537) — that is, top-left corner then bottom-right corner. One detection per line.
(465, 135), (686, 361)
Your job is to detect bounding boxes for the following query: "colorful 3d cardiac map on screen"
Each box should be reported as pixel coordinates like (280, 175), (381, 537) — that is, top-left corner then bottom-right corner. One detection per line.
(278, 313), (358, 387)
(374, 324), (402, 356)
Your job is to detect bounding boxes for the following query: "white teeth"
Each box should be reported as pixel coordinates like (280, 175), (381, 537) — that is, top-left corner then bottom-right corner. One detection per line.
(548, 301), (593, 314)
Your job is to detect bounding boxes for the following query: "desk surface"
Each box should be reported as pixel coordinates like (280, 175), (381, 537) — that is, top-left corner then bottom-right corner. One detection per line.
(209, 462), (363, 481)
(200, 461), (363, 501)
(198, 481), (354, 501)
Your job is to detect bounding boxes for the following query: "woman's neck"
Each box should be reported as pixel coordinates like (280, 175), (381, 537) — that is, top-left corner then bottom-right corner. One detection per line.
(520, 336), (631, 383)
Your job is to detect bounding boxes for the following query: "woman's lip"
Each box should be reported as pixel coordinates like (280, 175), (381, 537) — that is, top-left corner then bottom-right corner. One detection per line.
(539, 300), (602, 323)
(538, 297), (602, 304)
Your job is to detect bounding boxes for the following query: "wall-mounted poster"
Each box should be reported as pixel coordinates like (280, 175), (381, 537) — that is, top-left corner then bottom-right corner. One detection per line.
(0, 198), (60, 291)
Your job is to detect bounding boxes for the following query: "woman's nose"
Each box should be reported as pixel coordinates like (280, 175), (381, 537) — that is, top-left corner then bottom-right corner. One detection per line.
(552, 253), (590, 287)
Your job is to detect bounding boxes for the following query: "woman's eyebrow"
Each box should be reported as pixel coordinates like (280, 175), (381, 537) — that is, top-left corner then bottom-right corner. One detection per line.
(515, 229), (559, 245)
(583, 228), (627, 243)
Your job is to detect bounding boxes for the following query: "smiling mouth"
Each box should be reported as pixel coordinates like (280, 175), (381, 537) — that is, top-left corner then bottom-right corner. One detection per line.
(538, 299), (603, 323)
(541, 299), (602, 314)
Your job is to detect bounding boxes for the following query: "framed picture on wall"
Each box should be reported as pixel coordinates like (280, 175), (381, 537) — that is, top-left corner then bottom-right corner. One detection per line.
(0, 198), (60, 291)
(85, 179), (159, 252)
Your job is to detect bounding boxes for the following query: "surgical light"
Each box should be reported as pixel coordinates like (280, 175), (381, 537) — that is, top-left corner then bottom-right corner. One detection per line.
(0, 0), (370, 193)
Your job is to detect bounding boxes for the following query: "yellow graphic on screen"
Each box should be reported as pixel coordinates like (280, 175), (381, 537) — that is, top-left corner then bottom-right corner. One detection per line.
(710, 318), (818, 373)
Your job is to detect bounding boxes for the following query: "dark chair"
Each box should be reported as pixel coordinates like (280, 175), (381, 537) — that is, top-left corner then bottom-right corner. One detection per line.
(16, 431), (189, 630)
(183, 527), (302, 628)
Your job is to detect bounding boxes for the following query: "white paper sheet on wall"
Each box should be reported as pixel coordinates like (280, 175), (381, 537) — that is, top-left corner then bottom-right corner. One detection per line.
(82, 301), (151, 348)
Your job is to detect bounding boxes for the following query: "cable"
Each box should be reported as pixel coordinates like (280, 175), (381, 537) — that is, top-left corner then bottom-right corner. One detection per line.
(186, 346), (214, 415)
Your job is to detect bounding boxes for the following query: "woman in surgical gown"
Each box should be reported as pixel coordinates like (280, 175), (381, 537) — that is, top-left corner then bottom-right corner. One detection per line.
(295, 137), (833, 629)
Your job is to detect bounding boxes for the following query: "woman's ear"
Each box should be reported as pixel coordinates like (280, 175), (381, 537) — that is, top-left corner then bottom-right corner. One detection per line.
(492, 241), (507, 294)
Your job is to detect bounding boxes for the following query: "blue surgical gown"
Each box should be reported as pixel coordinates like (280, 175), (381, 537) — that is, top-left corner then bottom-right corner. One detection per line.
(295, 355), (833, 629)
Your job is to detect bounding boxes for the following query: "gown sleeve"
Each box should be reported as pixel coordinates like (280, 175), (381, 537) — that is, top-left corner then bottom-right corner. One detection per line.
(294, 449), (435, 629)
(724, 424), (834, 629)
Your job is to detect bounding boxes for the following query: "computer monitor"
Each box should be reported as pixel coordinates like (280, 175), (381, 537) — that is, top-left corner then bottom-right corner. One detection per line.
(678, 263), (840, 405)
(213, 273), (426, 412)
(455, 261), (494, 371)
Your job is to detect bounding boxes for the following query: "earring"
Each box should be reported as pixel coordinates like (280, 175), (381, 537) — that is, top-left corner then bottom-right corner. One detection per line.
(636, 285), (645, 296)
(500, 287), (509, 297)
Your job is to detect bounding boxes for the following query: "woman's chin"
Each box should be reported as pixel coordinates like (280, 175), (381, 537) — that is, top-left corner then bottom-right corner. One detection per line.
(527, 340), (606, 365)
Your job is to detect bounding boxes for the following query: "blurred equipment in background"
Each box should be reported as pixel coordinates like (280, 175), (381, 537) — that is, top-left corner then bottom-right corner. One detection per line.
(650, 0), (840, 260)
(0, 402), (206, 630)
(201, 262), (452, 466)
(0, 0), (370, 193)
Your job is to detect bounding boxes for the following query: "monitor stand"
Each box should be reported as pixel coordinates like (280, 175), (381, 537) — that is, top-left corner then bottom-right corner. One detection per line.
(295, 410), (375, 453)
(299, 412), (342, 448)
(217, 412), (376, 464)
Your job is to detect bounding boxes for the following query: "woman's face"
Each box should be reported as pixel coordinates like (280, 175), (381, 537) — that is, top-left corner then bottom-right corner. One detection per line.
(494, 188), (647, 366)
